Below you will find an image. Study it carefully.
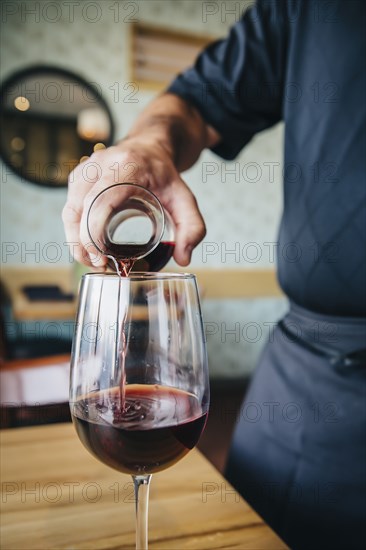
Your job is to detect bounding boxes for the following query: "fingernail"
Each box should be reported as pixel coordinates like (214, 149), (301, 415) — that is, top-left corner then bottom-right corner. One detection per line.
(89, 254), (106, 267)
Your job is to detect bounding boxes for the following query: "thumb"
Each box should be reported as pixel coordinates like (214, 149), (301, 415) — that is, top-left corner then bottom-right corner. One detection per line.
(165, 178), (206, 266)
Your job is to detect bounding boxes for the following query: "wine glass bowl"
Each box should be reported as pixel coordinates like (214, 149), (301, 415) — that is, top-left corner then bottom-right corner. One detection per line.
(69, 272), (209, 549)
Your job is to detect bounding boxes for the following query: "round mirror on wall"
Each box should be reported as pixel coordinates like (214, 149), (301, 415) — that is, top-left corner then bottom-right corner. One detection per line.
(0, 66), (115, 188)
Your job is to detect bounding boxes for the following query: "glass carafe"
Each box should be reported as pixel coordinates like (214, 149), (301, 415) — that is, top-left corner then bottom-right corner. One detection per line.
(87, 183), (175, 274)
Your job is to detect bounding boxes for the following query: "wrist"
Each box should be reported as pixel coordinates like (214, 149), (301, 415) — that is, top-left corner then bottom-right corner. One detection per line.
(117, 131), (176, 163)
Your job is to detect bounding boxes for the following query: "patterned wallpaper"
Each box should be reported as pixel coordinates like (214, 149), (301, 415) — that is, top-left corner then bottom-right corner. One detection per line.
(1, 0), (287, 377)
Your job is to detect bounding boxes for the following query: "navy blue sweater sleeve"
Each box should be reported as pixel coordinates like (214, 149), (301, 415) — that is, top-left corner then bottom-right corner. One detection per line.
(167, 0), (287, 160)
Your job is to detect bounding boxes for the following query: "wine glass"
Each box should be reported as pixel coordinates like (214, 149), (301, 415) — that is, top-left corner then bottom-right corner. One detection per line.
(69, 273), (209, 550)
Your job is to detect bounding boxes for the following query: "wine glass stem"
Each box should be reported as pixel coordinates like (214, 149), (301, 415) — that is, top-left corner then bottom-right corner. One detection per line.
(133, 474), (152, 550)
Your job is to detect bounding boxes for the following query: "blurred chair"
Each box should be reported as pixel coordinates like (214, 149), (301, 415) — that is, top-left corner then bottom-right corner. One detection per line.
(0, 355), (71, 429)
(0, 278), (72, 361)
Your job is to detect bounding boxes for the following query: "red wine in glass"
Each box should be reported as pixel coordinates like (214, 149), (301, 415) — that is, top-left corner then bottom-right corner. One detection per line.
(71, 384), (207, 475)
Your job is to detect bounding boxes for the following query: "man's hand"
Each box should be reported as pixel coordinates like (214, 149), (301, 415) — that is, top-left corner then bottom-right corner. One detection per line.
(62, 94), (220, 269)
(62, 138), (206, 268)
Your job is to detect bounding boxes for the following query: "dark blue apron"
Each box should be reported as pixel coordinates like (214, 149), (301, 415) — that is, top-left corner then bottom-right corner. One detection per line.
(225, 302), (366, 550)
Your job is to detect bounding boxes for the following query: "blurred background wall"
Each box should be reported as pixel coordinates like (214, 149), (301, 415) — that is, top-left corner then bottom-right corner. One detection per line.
(1, 0), (288, 377)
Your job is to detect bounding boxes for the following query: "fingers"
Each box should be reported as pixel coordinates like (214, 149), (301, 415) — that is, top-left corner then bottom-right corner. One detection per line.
(163, 178), (206, 266)
(63, 153), (112, 267)
(62, 202), (92, 267)
(79, 189), (109, 268)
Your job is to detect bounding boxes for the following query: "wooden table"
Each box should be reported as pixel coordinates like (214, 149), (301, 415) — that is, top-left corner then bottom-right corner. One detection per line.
(0, 424), (287, 549)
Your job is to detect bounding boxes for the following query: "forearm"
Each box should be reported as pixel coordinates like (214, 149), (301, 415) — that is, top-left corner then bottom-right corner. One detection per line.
(123, 93), (220, 172)
(64, 94), (210, 268)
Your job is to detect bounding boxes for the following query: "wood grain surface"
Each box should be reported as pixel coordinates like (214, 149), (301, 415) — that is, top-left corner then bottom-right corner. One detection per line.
(0, 423), (287, 549)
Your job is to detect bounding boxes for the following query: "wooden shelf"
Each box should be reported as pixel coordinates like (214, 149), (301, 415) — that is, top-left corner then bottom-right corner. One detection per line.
(130, 22), (215, 90)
